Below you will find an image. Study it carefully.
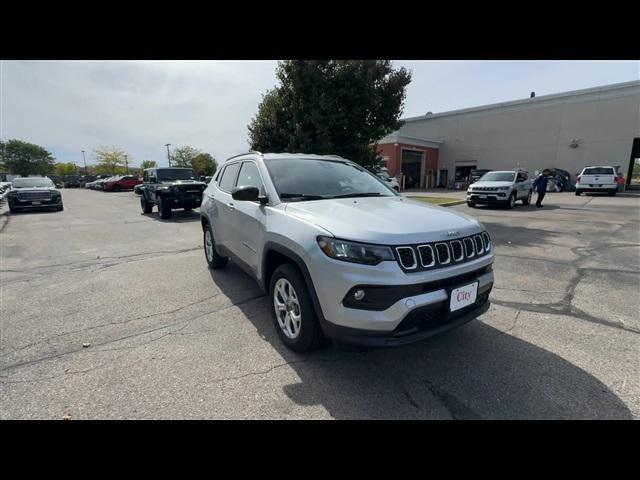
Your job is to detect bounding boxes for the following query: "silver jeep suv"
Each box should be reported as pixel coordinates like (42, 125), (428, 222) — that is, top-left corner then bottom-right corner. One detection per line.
(200, 153), (494, 352)
(467, 170), (533, 208)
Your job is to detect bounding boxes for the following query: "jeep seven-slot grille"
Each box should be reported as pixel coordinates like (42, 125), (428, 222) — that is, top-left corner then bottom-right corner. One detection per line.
(394, 232), (491, 272)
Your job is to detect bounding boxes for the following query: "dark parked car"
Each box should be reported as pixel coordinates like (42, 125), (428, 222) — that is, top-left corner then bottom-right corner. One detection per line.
(7, 177), (64, 213)
(80, 175), (97, 187)
(103, 175), (142, 192)
(47, 175), (64, 188)
(64, 175), (81, 188)
(469, 169), (492, 184)
(139, 168), (207, 219)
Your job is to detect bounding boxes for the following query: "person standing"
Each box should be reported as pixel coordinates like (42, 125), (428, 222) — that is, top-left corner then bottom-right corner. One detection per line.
(533, 170), (550, 207)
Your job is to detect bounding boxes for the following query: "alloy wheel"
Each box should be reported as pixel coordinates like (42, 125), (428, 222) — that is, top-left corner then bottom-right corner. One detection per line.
(273, 278), (302, 339)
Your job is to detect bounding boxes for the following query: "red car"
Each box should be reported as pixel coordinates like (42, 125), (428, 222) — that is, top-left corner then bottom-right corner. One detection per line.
(103, 175), (143, 192)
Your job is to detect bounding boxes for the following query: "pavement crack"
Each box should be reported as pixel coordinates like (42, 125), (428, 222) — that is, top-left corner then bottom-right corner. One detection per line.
(424, 380), (482, 420)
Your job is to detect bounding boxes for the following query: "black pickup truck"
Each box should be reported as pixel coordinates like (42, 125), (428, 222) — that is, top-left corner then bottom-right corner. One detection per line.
(139, 167), (207, 219)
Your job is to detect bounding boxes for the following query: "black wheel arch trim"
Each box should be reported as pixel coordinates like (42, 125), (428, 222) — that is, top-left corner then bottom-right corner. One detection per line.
(262, 242), (328, 331)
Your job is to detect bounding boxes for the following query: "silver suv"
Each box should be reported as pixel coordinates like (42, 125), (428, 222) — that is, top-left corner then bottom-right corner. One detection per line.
(200, 153), (494, 352)
(467, 170), (533, 208)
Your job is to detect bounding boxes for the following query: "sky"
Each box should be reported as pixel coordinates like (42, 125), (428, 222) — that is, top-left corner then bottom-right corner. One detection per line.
(1, 60), (638, 168)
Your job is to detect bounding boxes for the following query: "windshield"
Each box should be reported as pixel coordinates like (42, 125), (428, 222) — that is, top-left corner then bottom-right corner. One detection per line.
(65, 175), (80, 181)
(265, 158), (396, 201)
(479, 172), (516, 182)
(157, 169), (198, 181)
(13, 178), (55, 188)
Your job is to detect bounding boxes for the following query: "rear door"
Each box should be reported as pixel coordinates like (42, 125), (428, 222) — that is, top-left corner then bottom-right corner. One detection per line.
(212, 161), (241, 250)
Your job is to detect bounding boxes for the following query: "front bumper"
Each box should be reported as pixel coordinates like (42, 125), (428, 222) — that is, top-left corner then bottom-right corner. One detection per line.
(9, 196), (62, 209)
(164, 193), (202, 208)
(467, 192), (509, 203)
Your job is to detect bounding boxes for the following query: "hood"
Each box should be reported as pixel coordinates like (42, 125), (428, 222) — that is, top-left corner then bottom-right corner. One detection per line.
(284, 196), (483, 244)
(470, 181), (513, 188)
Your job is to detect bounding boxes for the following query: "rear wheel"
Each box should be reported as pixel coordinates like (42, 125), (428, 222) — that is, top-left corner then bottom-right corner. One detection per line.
(203, 224), (228, 269)
(575, 190), (582, 196)
(112, 185), (121, 192)
(158, 196), (172, 219)
(270, 263), (323, 353)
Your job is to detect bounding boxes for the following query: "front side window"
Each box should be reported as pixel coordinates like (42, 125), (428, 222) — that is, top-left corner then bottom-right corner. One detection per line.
(265, 158), (396, 201)
(219, 162), (241, 191)
(236, 162), (263, 190)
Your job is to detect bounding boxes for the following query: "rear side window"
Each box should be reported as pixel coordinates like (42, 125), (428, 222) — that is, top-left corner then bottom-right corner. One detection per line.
(219, 162), (241, 192)
(583, 167), (615, 175)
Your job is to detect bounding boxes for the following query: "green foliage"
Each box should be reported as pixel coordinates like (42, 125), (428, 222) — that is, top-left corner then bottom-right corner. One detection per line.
(633, 159), (640, 179)
(54, 162), (80, 176)
(248, 60), (412, 168)
(140, 160), (157, 170)
(171, 146), (200, 168)
(191, 153), (217, 176)
(0, 139), (56, 176)
(93, 146), (130, 175)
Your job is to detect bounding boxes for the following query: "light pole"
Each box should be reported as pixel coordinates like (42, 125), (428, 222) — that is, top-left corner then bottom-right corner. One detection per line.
(124, 154), (129, 174)
(165, 144), (172, 167)
(81, 150), (87, 175)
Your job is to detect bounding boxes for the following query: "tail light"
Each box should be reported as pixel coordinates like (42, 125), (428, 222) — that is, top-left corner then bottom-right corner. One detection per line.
(576, 176), (581, 183)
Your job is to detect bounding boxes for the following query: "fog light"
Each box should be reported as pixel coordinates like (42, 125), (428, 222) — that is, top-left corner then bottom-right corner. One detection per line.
(353, 289), (365, 301)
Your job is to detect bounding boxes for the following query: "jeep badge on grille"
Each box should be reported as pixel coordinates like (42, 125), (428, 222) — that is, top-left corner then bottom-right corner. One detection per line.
(446, 231), (460, 237)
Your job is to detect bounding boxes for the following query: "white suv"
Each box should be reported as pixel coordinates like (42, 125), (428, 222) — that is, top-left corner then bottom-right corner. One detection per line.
(200, 153), (494, 352)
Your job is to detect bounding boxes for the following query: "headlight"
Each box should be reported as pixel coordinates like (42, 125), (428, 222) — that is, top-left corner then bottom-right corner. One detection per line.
(317, 236), (395, 265)
(498, 186), (511, 191)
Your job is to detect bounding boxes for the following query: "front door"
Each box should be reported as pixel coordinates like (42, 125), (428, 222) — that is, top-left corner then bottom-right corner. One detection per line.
(230, 161), (266, 272)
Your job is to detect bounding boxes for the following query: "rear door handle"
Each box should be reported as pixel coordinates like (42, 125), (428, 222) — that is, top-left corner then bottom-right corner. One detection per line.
(227, 202), (235, 211)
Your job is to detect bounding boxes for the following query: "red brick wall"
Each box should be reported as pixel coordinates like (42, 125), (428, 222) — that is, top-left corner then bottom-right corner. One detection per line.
(375, 143), (439, 186)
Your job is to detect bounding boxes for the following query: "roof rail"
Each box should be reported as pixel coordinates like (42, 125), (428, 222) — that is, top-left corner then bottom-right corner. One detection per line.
(225, 151), (263, 162)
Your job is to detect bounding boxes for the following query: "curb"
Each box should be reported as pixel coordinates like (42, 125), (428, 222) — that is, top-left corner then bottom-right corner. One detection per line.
(439, 199), (467, 207)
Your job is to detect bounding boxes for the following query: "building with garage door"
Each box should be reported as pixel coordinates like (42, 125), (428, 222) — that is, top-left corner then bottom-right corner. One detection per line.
(376, 80), (640, 189)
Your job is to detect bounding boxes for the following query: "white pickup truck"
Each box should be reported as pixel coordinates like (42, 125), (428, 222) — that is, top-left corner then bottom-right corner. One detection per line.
(575, 166), (618, 196)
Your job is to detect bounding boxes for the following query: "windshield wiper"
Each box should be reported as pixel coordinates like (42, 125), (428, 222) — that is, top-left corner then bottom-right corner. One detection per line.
(279, 193), (329, 201)
(329, 192), (384, 199)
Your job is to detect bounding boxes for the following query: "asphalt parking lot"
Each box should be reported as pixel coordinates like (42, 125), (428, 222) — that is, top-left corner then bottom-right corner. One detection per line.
(1, 189), (639, 419)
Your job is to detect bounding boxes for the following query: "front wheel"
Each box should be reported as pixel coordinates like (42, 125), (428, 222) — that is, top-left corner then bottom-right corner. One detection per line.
(269, 264), (323, 353)
(140, 195), (153, 213)
(158, 196), (172, 219)
(112, 185), (121, 192)
(522, 190), (532, 205)
(56, 204), (64, 211)
(575, 190), (582, 196)
(203, 224), (228, 269)
(467, 201), (476, 208)
(506, 193), (516, 209)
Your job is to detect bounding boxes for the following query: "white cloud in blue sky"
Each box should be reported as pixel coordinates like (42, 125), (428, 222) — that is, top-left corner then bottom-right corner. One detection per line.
(1, 60), (638, 168)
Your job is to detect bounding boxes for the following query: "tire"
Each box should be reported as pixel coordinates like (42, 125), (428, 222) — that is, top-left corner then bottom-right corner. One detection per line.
(522, 190), (532, 205)
(57, 204), (64, 211)
(140, 194), (153, 214)
(608, 190), (616, 197)
(506, 193), (516, 209)
(269, 263), (323, 353)
(467, 201), (476, 208)
(575, 190), (581, 196)
(158, 196), (172, 219)
(203, 223), (228, 269)
(9, 204), (18, 214)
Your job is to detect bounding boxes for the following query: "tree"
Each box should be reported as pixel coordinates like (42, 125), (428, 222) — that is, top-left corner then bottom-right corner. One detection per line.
(191, 153), (217, 176)
(0, 139), (56, 176)
(140, 160), (157, 170)
(93, 146), (129, 175)
(171, 146), (201, 168)
(248, 60), (412, 168)
(54, 162), (79, 176)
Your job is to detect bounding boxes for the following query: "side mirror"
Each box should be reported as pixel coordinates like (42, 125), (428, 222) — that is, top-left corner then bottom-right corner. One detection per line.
(232, 185), (268, 204)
